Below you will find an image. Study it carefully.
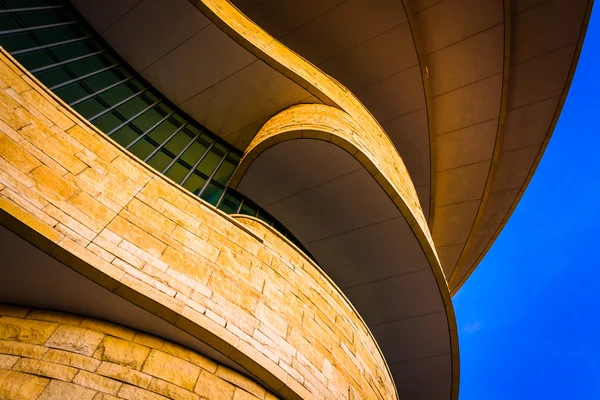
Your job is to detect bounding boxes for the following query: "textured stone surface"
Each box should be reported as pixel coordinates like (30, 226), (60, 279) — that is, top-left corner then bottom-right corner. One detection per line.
(45, 325), (104, 356)
(142, 350), (200, 391)
(0, 370), (49, 399)
(98, 336), (150, 370)
(0, 306), (273, 400)
(0, 50), (397, 399)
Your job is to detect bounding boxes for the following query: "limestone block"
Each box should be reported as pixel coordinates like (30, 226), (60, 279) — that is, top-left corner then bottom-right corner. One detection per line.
(0, 353), (19, 369)
(42, 349), (100, 372)
(160, 341), (217, 373)
(194, 370), (235, 399)
(26, 309), (84, 326)
(216, 366), (266, 399)
(73, 370), (122, 395)
(80, 319), (136, 341)
(0, 308), (278, 399)
(118, 384), (170, 400)
(45, 325), (104, 356)
(0, 305), (30, 318)
(0, 317), (58, 344)
(96, 362), (152, 389)
(132, 332), (164, 350)
(97, 336), (150, 370)
(148, 379), (201, 400)
(0, 370), (48, 400)
(37, 380), (96, 400)
(142, 350), (200, 391)
(0, 340), (47, 359)
(13, 358), (78, 381)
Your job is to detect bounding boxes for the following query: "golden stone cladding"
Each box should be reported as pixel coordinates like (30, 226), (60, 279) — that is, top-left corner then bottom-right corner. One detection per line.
(0, 50), (397, 399)
(230, 105), (459, 393)
(0, 305), (275, 400)
(230, 103), (445, 286)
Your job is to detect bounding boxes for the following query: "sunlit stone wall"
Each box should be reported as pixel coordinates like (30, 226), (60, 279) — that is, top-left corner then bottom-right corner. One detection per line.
(0, 49), (397, 399)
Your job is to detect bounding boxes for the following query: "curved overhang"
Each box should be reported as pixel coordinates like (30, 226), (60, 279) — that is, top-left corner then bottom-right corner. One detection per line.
(442, 0), (594, 293)
(230, 103), (458, 400)
(218, 0), (593, 294)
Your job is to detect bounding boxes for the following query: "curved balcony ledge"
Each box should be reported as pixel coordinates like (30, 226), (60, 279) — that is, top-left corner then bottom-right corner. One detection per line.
(0, 49), (397, 399)
(231, 104), (458, 399)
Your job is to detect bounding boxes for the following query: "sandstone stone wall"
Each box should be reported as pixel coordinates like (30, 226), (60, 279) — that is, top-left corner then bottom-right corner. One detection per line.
(0, 305), (275, 400)
(0, 49), (397, 399)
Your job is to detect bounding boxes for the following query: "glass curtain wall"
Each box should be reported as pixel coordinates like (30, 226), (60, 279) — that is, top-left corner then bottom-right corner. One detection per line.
(0, 0), (307, 253)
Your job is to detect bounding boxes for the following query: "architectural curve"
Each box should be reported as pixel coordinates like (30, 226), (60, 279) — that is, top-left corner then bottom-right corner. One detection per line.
(230, 103), (459, 400)
(0, 50), (398, 400)
(401, 0), (437, 225)
(67, 0), (593, 294)
(188, 0), (428, 238)
(447, 0), (595, 294)
(0, 1), (592, 399)
(231, 103), (439, 274)
(446, 0), (512, 291)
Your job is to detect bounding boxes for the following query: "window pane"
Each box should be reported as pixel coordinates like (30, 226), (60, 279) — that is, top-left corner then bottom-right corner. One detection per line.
(0, 15), (21, 33)
(218, 190), (242, 214)
(16, 50), (55, 70)
(196, 143), (226, 177)
(4, 1), (59, 8)
(272, 220), (286, 234)
(55, 83), (88, 104)
(212, 154), (238, 186)
(34, 66), (71, 87)
(182, 172), (206, 196)
(131, 103), (168, 133)
(129, 138), (155, 160)
(200, 181), (223, 206)
(97, 79), (143, 107)
(115, 92), (157, 120)
(0, 32), (37, 52)
(67, 53), (114, 77)
(74, 97), (106, 120)
(17, 9), (70, 27)
(240, 200), (258, 217)
(147, 115), (182, 146)
(256, 209), (271, 224)
(111, 125), (138, 147)
(164, 161), (189, 184)
(180, 135), (210, 166)
(49, 39), (98, 62)
(147, 150), (173, 172)
(83, 68), (129, 94)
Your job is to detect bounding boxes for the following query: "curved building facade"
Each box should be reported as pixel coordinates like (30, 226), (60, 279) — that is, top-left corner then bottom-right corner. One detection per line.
(0, 1), (592, 399)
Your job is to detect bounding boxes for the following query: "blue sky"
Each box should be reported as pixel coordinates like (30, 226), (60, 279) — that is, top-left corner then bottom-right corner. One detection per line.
(454, 5), (600, 400)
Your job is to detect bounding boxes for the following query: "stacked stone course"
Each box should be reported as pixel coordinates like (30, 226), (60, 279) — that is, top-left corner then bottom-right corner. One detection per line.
(0, 305), (274, 400)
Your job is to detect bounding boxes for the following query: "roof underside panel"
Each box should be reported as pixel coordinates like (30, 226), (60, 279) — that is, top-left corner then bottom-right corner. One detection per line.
(427, 0), (590, 292)
(71, 0), (318, 150)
